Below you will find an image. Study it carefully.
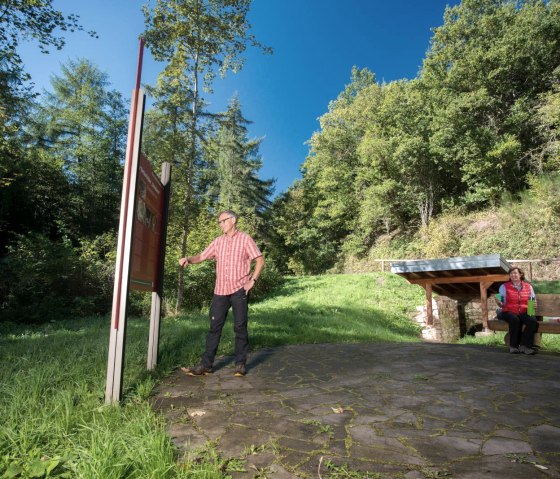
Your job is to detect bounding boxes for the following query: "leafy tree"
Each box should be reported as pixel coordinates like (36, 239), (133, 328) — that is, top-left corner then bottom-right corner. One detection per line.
(533, 71), (560, 171)
(0, 0), (95, 116)
(422, 0), (560, 205)
(270, 181), (338, 275)
(142, 0), (271, 309)
(0, 2), (95, 252)
(297, 68), (376, 263)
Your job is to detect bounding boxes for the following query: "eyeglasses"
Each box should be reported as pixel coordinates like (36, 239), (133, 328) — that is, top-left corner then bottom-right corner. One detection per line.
(218, 216), (234, 225)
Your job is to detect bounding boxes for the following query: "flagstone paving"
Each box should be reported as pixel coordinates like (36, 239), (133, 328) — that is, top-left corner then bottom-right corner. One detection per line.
(152, 342), (560, 478)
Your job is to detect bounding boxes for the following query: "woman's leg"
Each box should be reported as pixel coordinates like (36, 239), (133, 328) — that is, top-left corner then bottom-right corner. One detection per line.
(519, 313), (539, 348)
(502, 312), (522, 348)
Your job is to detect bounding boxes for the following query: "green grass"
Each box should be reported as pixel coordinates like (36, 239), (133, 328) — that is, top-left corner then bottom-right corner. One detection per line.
(218, 273), (424, 353)
(0, 273), (424, 478)
(533, 280), (560, 294)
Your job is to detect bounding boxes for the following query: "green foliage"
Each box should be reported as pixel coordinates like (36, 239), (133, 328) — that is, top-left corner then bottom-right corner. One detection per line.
(142, 0), (271, 88)
(270, 182), (340, 275)
(422, 0), (560, 205)
(0, 233), (82, 322)
(535, 78), (560, 171)
(0, 55), (127, 330)
(0, 0), (96, 111)
(0, 146), (69, 253)
(363, 174), (560, 264)
(33, 59), (127, 238)
(0, 232), (117, 323)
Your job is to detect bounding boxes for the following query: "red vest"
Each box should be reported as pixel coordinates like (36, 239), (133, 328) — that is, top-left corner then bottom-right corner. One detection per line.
(502, 281), (532, 315)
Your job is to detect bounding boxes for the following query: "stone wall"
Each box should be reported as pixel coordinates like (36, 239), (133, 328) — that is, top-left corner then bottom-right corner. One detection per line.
(414, 296), (499, 343)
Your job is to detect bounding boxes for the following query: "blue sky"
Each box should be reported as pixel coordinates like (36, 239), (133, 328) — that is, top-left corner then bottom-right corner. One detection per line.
(18, 0), (458, 195)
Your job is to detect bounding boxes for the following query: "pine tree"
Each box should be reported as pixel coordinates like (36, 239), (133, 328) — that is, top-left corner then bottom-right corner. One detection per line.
(208, 95), (274, 235)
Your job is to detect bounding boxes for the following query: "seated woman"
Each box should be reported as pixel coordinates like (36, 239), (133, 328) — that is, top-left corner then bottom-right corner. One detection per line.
(496, 267), (538, 355)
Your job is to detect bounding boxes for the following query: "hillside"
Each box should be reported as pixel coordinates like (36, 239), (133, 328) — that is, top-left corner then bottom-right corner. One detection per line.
(345, 175), (560, 279)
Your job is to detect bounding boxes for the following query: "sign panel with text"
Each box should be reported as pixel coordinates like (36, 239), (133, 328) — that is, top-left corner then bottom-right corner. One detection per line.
(130, 153), (164, 292)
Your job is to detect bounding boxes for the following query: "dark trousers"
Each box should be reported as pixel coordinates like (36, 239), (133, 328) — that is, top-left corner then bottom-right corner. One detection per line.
(502, 311), (539, 348)
(201, 288), (249, 367)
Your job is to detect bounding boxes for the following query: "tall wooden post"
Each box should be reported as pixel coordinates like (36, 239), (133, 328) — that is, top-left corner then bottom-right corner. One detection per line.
(147, 162), (171, 370)
(105, 38), (145, 404)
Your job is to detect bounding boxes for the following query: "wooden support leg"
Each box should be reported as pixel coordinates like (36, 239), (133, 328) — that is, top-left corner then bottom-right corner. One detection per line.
(534, 316), (543, 348)
(425, 283), (433, 326)
(480, 281), (493, 332)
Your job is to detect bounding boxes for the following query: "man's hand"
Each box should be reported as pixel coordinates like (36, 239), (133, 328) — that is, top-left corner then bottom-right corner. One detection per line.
(243, 277), (256, 293)
(179, 257), (189, 267)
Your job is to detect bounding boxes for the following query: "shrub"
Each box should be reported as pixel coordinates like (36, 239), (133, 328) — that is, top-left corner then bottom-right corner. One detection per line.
(0, 232), (118, 323)
(0, 233), (81, 322)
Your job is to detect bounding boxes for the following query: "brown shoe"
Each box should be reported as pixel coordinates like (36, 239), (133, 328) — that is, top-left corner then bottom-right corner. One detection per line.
(181, 363), (212, 376)
(233, 363), (246, 377)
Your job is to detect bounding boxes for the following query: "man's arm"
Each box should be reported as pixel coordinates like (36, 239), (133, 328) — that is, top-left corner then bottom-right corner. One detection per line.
(179, 254), (204, 267)
(252, 256), (265, 281)
(244, 255), (265, 292)
(179, 240), (215, 267)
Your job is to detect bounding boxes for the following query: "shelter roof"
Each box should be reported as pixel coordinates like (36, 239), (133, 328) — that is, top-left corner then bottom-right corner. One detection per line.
(391, 254), (511, 299)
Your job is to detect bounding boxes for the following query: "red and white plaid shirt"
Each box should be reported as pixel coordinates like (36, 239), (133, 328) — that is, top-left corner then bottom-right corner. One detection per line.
(200, 230), (262, 295)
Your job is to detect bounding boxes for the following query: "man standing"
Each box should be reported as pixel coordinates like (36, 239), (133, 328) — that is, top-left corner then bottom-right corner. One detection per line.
(178, 210), (265, 377)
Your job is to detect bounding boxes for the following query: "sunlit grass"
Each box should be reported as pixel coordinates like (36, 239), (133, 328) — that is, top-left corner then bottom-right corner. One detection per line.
(196, 274), (425, 360)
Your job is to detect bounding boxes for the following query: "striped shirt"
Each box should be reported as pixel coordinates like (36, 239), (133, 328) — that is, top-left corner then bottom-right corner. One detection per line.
(200, 230), (262, 295)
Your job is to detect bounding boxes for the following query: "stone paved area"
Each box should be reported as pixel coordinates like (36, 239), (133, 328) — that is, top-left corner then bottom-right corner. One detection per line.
(152, 343), (560, 478)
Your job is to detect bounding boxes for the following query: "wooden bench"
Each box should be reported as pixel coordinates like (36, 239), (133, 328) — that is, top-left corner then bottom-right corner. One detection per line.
(487, 293), (560, 346)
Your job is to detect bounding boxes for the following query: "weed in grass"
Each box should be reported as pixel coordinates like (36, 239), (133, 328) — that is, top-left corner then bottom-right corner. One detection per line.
(318, 424), (334, 438)
(302, 418), (321, 426)
(242, 440), (280, 459)
(320, 457), (381, 478)
(225, 457), (247, 472)
(250, 464), (272, 478)
(420, 468), (453, 478)
(344, 433), (353, 454)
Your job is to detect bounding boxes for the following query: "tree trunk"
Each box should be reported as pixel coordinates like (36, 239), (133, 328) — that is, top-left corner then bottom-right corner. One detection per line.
(175, 3), (201, 312)
(419, 183), (434, 227)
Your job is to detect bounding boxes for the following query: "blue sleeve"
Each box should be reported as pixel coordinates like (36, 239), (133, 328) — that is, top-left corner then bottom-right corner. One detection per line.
(498, 284), (506, 303)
